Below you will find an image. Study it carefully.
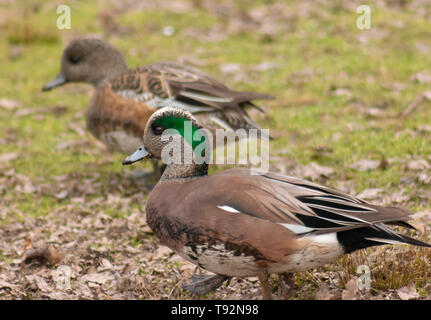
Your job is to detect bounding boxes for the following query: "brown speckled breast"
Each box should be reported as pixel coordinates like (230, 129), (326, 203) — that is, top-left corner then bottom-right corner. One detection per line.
(86, 85), (156, 154)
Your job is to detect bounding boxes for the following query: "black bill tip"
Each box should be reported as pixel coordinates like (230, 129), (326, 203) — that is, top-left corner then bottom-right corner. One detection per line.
(42, 73), (67, 91)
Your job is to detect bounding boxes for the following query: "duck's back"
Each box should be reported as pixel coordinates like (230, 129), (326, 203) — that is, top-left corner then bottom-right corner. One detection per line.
(87, 63), (273, 154)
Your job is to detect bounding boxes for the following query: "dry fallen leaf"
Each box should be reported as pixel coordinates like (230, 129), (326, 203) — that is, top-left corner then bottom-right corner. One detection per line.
(350, 159), (380, 171)
(0, 98), (22, 110)
(411, 71), (431, 83)
(44, 291), (71, 299)
(15, 175), (37, 194)
(418, 173), (431, 184)
(100, 258), (113, 270)
(294, 162), (334, 181)
(315, 283), (334, 300)
(0, 152), (19, 163)
(397, 284), (420, 300)
(410, 210), (431, 233)
(417, 125), (431, 133)
(406, 159), (430, 171)
(153, 246), (173, 260)
(220, 63), (242, 74)
(357, 188), (384, 200)
(55, 190), (68, 200)
(25, 275), (52, 292)
(331, 88), (352, 99)
(81, 272), (115, 286)
(14, 105), (68, 117)
(55, 140), (89, 150)
(288, 68), (313, 84)
(250, 61), (280, 72)
(342, 278), (358, 300)
(179, 261), (196, 274)
(68, 122), (86, 138)
(361, 107), (383, 117)
(0, 279), (14, 290)
(401, 92), (431, 118)
(411, 210), (431, 221)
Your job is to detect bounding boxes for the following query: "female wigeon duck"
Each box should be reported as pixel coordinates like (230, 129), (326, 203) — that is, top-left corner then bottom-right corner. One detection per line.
(42, 38), (273, 161)
(123, 106), (430, 300)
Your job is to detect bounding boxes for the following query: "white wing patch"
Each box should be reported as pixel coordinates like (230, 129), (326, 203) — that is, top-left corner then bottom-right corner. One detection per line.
(278, 223), (314, 234)
(217, 205), (240, 213)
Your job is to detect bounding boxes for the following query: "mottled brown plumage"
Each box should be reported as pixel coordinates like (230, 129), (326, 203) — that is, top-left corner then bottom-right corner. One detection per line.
(43, 39), (273, 156)
(124, 106), (430, 299)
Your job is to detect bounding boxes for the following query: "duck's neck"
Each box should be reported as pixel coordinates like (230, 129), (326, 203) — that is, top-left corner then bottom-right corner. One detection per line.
(93, 56), (128, 88)
(160, 163), (208, 181)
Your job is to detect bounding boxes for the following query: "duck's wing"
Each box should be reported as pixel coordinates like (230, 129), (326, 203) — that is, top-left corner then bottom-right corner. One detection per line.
(110, 62), (274, 131)
(170, 168), (429, 249)
(256, 170), (415, 229)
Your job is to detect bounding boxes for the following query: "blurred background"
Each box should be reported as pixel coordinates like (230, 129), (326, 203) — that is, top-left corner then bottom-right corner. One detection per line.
(0, 0), (431, 300)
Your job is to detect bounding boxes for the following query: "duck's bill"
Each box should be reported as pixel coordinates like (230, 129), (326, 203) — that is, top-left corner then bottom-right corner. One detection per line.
(122, 145), (152, 165)
(42, 73), (67, 91)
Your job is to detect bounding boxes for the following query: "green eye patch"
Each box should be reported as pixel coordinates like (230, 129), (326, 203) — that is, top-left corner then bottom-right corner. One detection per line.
(154, 116), (205, 151)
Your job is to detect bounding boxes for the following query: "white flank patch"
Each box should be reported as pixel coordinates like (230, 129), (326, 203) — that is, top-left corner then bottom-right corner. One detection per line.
(269, 232), (343, 274)
(217, 205), (240, 213)
(307, 232), (339, 245)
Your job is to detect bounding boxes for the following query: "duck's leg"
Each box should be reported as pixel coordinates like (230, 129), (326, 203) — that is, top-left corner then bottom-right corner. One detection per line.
(182, 274), (230, 296)
(278, 273), (294, 299)
(257, 269), (272, 300)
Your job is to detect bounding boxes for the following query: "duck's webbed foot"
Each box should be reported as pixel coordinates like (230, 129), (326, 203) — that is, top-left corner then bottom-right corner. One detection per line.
(182, 274), (230, 296)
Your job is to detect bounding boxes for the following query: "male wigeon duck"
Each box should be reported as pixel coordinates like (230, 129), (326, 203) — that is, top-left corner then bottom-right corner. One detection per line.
(42, 38), (273, 160)
(123, 106), (430, 300)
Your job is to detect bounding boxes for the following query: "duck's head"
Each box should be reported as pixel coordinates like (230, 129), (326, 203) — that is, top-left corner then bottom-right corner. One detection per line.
(42, 38), (128, 91)
(123, 106), (207, 165)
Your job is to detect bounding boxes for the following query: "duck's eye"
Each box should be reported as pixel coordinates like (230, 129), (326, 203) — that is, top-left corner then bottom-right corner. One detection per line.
(152, 124), (165, 135)
(69, 55), (80, 64)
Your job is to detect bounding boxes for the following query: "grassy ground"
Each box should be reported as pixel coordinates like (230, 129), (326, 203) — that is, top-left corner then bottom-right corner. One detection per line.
(1, 0), (431, 299)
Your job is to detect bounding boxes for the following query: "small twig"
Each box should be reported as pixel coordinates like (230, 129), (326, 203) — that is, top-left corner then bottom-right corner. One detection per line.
(139, 279), (154, 300)
(168, 279), (183, 299)
(400, 92), (431, 118)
